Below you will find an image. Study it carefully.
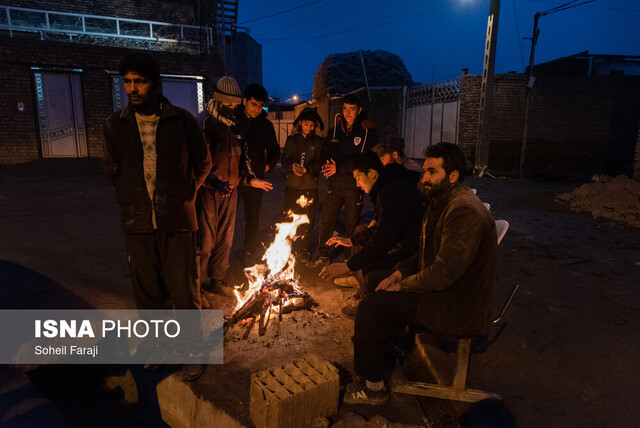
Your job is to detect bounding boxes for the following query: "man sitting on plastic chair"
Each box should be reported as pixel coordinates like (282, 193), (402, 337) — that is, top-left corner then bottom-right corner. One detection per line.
(344, 142), (498, 405)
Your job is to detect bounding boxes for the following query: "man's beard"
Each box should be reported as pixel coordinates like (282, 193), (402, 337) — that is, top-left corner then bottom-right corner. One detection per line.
(422, 178), (452, 199)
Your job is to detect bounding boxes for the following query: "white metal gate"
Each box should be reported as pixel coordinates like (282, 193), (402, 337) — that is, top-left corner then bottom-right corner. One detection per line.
(403, 78), (460, 158)
(34, 71), (87, 158)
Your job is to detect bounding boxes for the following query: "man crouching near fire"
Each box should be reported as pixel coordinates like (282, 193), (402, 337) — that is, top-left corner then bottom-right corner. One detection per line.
(343, 142), (498, 405)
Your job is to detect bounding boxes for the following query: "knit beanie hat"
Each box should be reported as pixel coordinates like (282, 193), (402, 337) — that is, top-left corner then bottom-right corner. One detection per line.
(214, 76), (242, 103)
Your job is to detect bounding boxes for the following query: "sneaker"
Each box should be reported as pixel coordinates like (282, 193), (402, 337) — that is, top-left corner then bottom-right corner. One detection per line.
(296, 251), (311, 264)
(343, 379), (389, 405)
(341, 294), (361, 319)
(305, 257), (330, 268)
(334, 276), (359, 288)
(177, 364), (206, 382)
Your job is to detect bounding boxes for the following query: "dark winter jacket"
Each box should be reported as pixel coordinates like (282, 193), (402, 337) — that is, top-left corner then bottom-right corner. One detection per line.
(103, 98), (212, 233)
(235, 106), (280, 179)
(323, 111), (377, 195)
(346, 164), (423, 271)
(202, 115), (246, 188)
(281, 131), (324, 190)
(395, 182), (498, 337)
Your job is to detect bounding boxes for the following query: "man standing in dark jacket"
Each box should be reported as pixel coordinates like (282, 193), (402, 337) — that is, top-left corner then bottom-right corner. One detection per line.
(319, 152), (423, 317)
(197, 76), (250, 297)
(103, 52), (211, 311)
(343, 142), (498, 405)
(281, 107), (325, 262)
(235, 84), (280, 267)
(308, 94), (377, 267)
(103, 53), (212, 381)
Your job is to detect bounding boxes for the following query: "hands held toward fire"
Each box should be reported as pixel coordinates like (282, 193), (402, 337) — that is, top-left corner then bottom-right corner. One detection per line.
(326, 237), (352, 248)
(215, 180), (233, 196)
(249, 178), (274, 191)
(292, 163), (307, 176)
(322, 159), (336, 178)
(319, 262), (350, 280)
(375, 270), (402, 292)
(368, 219), (377, 228)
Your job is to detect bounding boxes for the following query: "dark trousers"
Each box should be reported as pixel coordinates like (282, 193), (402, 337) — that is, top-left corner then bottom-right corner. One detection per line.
(283, 187), (318, 254)
(197, 188), (238, 284)
(317, 190), (363, 258)
(125, 231), (201, 310)
(238, 184), (263, 257)
(360, 251), (414, 293)
(354, 269), (425, 382)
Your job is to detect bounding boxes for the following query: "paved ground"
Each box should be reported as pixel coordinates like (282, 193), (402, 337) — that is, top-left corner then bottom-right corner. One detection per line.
(1, 159), (640, 427)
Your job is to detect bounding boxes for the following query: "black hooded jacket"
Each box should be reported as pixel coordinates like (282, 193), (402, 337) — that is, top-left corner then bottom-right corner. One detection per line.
(323, 110), (377, 195)
(235, 105), (280, 179)
(346, 163), (424, 271)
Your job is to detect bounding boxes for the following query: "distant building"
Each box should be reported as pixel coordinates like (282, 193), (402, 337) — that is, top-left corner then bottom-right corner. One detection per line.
(531, 51), (640, 77)
(0, 0), (262, 164)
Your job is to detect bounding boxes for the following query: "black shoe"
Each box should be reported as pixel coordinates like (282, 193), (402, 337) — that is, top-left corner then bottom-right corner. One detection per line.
(305, 257), (330, 268)
(178, 364), (206, 382)
(341, 294), (361, 319)
(343, 378), (389, 405)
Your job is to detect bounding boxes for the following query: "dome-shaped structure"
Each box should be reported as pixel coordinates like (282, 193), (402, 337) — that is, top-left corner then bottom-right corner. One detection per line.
(313, 50), (413, 99)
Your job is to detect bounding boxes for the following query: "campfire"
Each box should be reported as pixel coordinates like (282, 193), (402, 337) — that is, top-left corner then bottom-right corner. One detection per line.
(225, 200), (316, 339)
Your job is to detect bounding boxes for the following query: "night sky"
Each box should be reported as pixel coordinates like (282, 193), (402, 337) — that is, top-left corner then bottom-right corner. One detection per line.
(237, 0), (640, 100)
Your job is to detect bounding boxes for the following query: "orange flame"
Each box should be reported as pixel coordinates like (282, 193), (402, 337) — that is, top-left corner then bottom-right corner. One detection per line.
(296, 195), (313, 208)
(233, 212), (309, 311)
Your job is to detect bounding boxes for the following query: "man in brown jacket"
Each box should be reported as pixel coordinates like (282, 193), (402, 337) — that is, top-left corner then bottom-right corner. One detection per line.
(343, 142), (498, 405)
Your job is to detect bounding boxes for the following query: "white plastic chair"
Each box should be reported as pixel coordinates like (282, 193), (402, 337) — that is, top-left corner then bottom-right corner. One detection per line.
(495, 220), (509, 245)
(483, 202), (491, 212)
(470, 188), (477, 195)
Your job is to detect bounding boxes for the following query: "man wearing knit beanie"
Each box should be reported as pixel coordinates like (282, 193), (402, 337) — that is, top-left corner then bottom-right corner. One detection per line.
(197, 77), (271, 302)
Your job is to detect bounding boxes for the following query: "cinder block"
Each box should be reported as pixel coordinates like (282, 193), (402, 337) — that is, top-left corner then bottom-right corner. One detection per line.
(250, 354), (339, 428)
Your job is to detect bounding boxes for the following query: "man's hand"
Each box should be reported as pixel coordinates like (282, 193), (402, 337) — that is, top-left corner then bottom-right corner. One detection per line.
(368, 219), (377, 228)
(322, 159), (336, 178)
(249, 178), (273, 191)
(326, 236), (352, 248)
(265, 165), (270, 173)
(375, 270), (402, 292)
(319, 262), (350, 280)
(292, 163), (306, 176)
(215, 180), (233, 196)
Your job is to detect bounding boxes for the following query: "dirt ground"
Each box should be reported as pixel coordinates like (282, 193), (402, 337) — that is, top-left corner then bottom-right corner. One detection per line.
(1, 159), (639, 427)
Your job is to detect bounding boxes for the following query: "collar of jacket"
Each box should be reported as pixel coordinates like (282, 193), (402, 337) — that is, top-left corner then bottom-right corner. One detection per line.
(427, 181), (466, 210)
(119, 96), (178, 124)
(337, 111), (375, 134)
(369, 163), (420, 204)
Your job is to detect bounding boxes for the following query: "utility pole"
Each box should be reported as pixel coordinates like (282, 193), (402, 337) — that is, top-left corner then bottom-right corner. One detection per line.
(519, 13), (540, 177)
(519, 0), (596, 177)
(474, 0), (500, 176)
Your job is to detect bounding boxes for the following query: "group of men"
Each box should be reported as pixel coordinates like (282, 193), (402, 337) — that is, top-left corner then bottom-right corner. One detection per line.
(103, 52), (499, 403)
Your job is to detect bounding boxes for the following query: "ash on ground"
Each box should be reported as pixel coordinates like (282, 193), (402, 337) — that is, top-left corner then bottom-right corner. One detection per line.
(556, 174), (640, 228)
(225, 308), (336, 347)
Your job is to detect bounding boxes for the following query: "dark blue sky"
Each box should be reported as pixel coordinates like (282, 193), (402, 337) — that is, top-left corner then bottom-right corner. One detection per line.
(237, 0), (640, 100)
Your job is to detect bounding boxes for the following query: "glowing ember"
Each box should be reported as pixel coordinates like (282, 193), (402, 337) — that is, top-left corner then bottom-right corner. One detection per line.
(296, 195), (313, 208)
(233, 212), (309, 312)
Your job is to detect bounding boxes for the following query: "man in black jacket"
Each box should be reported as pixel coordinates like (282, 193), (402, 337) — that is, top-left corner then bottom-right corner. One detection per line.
(281, 107), (325, 262)
(342, 142), (498, 405)
(235, 84), (279, 267)
(103, 53), (212, 381)
(319, 152), (423, 316)
(308, 94), (377, 267)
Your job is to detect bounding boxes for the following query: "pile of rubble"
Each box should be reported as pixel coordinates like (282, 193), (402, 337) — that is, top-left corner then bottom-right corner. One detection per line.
(556, 174), (640, 228)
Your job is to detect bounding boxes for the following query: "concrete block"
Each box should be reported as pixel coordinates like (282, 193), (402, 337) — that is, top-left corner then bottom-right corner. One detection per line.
(250, 354), (339, 428)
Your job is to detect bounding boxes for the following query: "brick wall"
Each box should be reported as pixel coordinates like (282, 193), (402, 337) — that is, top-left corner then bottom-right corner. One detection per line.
(460, 73), (640, 177)
(4, 0), (199, 25)
(0, 37), (224, 164)
(635, 123), (640, 181)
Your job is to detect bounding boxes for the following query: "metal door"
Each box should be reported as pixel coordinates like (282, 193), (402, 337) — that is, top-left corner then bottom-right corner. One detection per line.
(34, 72), (87, 158)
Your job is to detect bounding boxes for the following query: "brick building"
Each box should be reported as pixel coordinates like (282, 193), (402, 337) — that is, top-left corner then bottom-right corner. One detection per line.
(0, 0), (262, 165)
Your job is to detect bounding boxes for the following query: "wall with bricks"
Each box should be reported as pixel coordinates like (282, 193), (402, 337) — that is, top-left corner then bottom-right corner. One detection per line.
(4, 0), (200, 26)
(634, 124), (640, 181)
(0, 37), (224, 164)
(459, 73), (640, 177)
